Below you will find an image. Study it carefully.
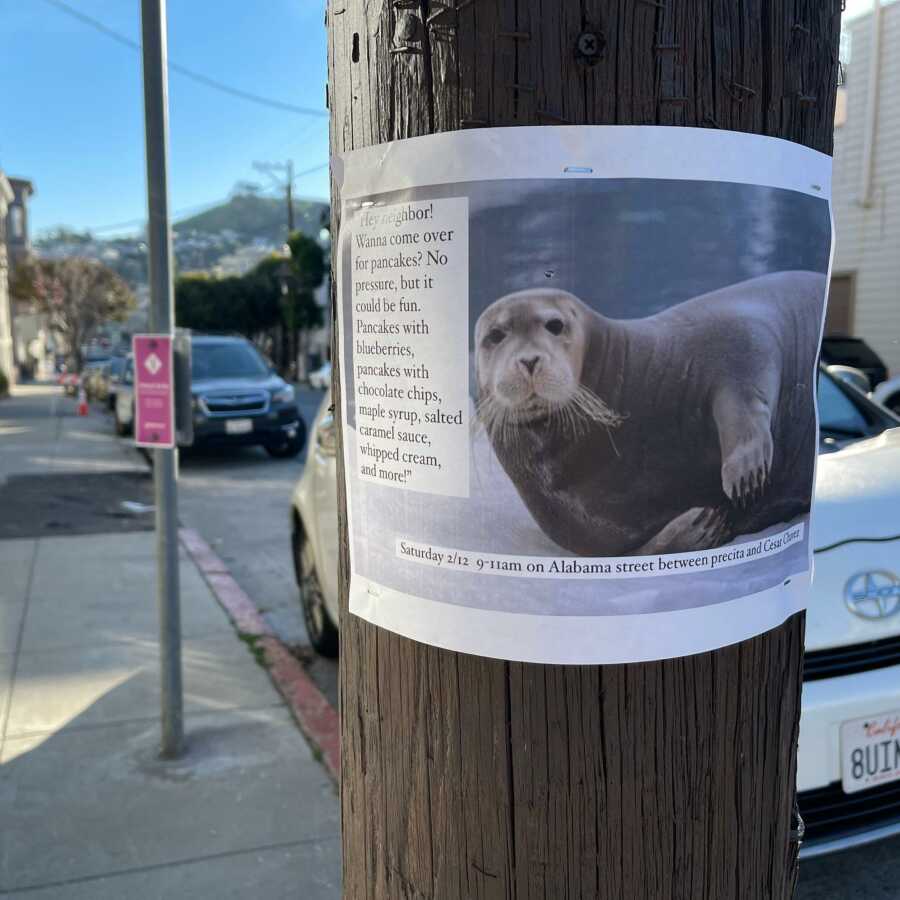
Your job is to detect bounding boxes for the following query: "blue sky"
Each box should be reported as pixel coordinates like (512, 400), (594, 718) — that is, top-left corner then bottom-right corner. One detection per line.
(1, 0), (887, 238)
(1, 0), (329, 236)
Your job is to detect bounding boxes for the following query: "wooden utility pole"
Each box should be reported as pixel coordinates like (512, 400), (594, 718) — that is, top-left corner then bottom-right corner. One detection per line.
(252, 159), (296, 235)
(328, 3), (841, 898)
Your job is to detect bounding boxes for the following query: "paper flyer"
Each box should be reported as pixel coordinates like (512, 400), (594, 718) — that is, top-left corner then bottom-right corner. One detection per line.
(335, 126), (833, 664)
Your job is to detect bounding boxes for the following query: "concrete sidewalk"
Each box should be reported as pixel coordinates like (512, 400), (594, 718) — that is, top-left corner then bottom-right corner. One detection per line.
(0, 386), (340, 897)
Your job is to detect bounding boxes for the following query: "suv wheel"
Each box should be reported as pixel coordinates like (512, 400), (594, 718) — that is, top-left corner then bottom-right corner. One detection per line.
(266, 422), (306, 459)
(293, 526), (338, 657)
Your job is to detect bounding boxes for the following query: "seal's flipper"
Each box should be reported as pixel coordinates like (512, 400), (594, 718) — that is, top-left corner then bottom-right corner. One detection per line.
(712, 383), (776, 510)
(636, 506), (733, 555)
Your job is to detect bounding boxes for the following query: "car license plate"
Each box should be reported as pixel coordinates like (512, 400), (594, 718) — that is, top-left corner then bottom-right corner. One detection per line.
(225, 418), (253, 435)
(840, 709), (900, 794)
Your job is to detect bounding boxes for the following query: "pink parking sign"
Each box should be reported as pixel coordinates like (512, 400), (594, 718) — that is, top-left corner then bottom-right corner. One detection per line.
(133, 334), (175, 448)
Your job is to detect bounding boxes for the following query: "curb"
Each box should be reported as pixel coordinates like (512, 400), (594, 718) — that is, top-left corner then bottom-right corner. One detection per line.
(179, 527), (340, 781)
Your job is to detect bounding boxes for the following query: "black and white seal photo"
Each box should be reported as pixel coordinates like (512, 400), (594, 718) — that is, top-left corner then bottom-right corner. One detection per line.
(342, 174), (832, 620)
(475, 271), (826, 556)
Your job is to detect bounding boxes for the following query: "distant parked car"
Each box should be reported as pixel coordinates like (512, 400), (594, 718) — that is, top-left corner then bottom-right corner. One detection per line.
(99, 356), (128, 411)
(89, 360), (114, 405)
(114, 356), (134, 436)
(820, 336), (888, 390)
(80, 360), (109, 400)
(292, 371), (900, 856)
(190, 335), (305, 457)
(58, 369), (80, 397)
(308, 362), (332, 391)
(116, 335), (305, 457)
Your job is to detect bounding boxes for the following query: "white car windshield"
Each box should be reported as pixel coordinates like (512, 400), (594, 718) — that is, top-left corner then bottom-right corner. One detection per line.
(817, 368), (897, 443)
(818, 374), (870, 437)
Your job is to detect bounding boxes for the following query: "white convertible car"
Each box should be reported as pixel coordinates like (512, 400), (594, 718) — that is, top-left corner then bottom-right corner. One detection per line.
(291, 367), (900, 857)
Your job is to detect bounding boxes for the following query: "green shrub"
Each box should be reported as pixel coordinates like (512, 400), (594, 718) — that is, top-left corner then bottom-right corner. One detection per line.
(0, 370), (8, 397)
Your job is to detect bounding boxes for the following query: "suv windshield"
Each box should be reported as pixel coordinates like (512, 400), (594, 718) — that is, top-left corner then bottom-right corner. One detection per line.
(192, 341), (269, 380)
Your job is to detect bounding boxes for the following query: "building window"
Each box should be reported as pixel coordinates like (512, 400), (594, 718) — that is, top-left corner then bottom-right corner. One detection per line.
(825, 273), (855, 337)
(9, 206), (23, 239)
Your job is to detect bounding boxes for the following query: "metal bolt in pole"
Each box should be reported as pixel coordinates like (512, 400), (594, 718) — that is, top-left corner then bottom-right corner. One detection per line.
(140, 0), (184, 759)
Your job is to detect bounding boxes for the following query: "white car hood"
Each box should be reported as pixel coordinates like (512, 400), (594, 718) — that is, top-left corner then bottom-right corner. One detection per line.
(812, 428), (900, 550)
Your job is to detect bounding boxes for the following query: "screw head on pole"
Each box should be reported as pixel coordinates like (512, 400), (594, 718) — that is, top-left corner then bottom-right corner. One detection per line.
(575, 30), (605, 65)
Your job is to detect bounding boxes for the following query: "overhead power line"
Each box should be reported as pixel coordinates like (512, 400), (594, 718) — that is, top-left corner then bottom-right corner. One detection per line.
(42, 0), (328, 118)
(289, 161), (330, 184)
(85, 170), (329, 234)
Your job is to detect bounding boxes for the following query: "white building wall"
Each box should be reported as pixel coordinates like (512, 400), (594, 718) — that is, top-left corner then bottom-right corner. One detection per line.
(832, 3), (900, 376)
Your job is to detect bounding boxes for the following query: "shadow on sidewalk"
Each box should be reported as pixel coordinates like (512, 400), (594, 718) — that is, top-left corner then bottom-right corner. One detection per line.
(1, 673), (341, 898)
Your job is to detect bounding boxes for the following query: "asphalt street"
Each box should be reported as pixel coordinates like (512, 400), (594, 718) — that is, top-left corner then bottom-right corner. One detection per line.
(69, 381), (900, 897)
(166, 385), (339, 709)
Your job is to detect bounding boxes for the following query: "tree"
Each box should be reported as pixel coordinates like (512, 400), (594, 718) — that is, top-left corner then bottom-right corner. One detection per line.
(284, 233), (326, 376)
(12, 257), (135, 367)
(175, 242), (324, 373)
(175, 273), (261, 335)
(287, 230), (326, 308)
(286, 230), (326, 337)
(329, 3), (841, 898)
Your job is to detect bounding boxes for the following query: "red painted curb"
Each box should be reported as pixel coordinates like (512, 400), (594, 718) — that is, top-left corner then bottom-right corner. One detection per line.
(179, 528), (230, 575)
(179, 527), (340, 781)
(259, 636), (340, 777)
(204, 573), (269, 638)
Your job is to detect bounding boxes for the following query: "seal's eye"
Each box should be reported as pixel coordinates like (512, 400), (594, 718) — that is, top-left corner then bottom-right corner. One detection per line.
(545, 318), (565, 336)
(485, 327), (506, 346)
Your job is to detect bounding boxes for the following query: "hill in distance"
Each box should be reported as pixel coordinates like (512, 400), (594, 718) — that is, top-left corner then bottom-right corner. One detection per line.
(35, 189), (331, 288)
(175, 191), (328, 243)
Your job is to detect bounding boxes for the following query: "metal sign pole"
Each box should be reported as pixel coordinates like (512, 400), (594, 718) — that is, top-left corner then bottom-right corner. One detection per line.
(140, 0), (183, 759)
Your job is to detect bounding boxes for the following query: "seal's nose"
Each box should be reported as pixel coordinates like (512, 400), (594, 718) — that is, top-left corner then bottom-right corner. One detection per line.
(519, 356), (541, 375)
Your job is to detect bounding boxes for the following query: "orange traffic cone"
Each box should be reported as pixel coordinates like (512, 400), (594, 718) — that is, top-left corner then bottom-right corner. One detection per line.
(77, 387), (88, 417)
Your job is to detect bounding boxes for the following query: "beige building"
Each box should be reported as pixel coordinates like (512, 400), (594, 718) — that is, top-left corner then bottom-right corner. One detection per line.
(830, 1), (900, 377)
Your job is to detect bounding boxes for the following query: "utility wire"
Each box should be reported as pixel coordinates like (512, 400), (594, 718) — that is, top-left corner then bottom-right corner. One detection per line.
(291, 161), (330, 183)
(85, 169), (329, 234)
(42, 0), (328, 118)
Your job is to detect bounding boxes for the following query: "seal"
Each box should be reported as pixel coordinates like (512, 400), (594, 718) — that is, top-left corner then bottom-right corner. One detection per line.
(474, 271), (826, 556)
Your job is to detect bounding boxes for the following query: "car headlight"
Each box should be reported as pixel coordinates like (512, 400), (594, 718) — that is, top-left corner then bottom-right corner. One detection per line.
(272, 385), (295, 404)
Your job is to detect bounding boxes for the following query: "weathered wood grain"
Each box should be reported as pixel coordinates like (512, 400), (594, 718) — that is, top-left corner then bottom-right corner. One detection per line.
(328, 2), (841, 897)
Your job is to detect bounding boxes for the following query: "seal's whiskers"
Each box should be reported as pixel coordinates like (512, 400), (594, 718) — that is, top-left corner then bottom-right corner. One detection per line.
(569, 385), (624, 430)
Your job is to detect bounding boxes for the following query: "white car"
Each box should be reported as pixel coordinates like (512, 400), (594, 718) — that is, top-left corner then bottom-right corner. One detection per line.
(308, 362), (332, 391)
(874, 375), (900, 416)
(291, 369), (900, 856)
(291, 396), (340, 656)
(114, 355), (135, 436)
